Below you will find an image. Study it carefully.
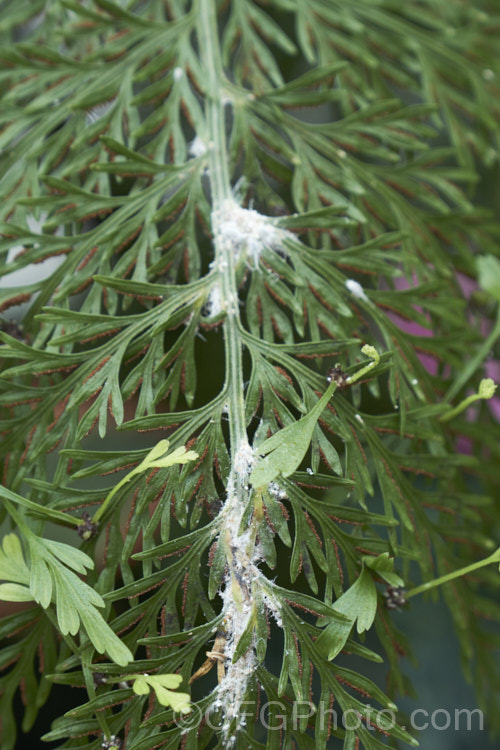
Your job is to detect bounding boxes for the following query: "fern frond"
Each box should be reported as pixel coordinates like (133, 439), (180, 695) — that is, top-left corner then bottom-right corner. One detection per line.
(0, 1), (499, 749)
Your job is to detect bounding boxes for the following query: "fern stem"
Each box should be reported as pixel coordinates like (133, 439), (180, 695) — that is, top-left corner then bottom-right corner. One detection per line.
(197, 0), (248, 454)
(81, 645), (112, 738)
(197, 0), (231, 208)
(444, 308), (500, 402)
(196, 0), (248, 506)
(406, 548), (500, 599)
(196, 0), (257, 737)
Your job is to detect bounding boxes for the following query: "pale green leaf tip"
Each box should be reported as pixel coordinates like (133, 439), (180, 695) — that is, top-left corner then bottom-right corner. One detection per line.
(112, 645), (134, 666)
(478, 378), (497, 399)
(361, 344), (379, 364)
(142, 441), (198, 470)
(129, 673), (191, 712)
(132, 677), (149, 695)
(0, 582), (34, 602)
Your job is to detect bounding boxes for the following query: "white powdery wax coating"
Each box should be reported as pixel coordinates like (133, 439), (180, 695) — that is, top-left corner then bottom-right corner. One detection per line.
(205, 281), (223, 317)
(189, 135), (207, 158)
(345, 278), (370, 302)
(213, 199), (290, 266)
(233, 439), (254, 480)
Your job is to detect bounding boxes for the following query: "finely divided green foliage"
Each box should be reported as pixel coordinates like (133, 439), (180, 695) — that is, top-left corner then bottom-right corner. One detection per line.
(0, 1), (499, 749)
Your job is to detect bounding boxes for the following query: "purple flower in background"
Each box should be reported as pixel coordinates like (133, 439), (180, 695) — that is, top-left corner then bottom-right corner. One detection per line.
(390, 270), (500, 436)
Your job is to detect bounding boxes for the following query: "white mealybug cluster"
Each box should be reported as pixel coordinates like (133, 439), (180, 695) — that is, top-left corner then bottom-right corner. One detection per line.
(173, 67), (184, 81)
(268, 481), (287, 500)
(233, 439), (255, 481)
(212, 199), (291, 267)
(214, 473), (260, 744)
(262, 591), (283, 628)
(189, 135), (207, 158)
(205, 279), (223, 318)
(345, 278), (370, 303)
(216, 571), (256, 740)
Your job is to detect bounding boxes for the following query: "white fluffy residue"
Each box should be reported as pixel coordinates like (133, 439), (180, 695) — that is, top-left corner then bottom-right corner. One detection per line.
(216, 576), (283, 742)
(214, 476), (259, 743)
(233, 439), (254, 481)
(268, 481), (287, 500)
(215, 587), (256, 742)
(205, 280), (223, 317)
(212, 464), (288, 743)
(345, 278), (370, 303)
(262, 590), (283, 629)
(189, 135), (207, 158)
(173, 67), (184, 81)
(212, 199), (291, 267)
